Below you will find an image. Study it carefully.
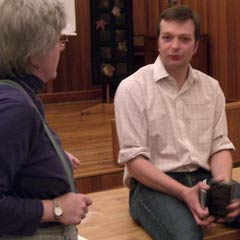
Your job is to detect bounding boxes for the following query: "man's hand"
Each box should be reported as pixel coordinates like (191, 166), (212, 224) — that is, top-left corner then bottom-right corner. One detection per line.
(216, 199), (240, 223)
(65, 151), (80, 169)
(209, 177), (240, 223)
(226, 199), (240, 219)
(182, 182), (215, 227)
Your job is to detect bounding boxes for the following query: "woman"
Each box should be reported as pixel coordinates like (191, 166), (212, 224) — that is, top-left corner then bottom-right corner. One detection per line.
(0, 0), (92, 239)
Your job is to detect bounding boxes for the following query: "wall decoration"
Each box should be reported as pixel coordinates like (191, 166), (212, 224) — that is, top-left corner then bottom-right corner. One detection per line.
(90, 0), (133, 93)
(168, 0), (180, 7)
(96, 19), (107, 30)
(101, 63), (116, 77)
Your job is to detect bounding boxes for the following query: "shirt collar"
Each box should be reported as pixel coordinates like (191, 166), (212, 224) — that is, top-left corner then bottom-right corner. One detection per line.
(153, 56), (198, 85)
(186, 65), (198, 85)
(153, 56), (169, 82)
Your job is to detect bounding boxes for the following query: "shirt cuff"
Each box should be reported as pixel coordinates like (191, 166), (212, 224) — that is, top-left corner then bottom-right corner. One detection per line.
(211, 136), (235, 156)
(118, 146), (151, 164)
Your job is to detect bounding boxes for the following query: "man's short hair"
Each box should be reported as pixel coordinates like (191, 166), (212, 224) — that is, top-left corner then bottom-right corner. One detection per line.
(157, 5), (200, 41)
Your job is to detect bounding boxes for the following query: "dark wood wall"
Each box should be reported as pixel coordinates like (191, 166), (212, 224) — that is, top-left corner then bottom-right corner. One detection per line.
(181, 0), (240, 101)
(41, 0), (240, 103)
(40, 0), (102, 103)
(134, 0), (240, 101)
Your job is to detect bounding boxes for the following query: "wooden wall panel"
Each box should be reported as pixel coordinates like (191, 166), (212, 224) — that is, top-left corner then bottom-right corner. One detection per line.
(206, 0), (228, 96)
(41, 0), (102, 103)
(75, 0), (97, 90)
(133, 0), (145, 36)
(180, 0), (240, 101)
(225, 0), (240, 99)
(180, 0), (208, 34)
(75, 172), (123, 194)
(144, 0), (163, 37)
(133, 0), (145, 47)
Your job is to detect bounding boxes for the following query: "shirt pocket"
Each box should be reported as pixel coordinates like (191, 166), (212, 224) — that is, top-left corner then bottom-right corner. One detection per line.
(147, 108), (175, 149)
(183, 103), (214, 144)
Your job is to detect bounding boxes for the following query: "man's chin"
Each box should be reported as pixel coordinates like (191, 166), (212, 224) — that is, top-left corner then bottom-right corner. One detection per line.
(166, 62), (188, 69)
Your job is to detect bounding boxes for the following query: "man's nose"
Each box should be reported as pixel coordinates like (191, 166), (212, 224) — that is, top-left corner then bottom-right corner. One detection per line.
(171, 39), (180, 49)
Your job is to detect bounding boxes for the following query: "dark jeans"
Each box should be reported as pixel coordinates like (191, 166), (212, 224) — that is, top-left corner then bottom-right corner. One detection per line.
(129, 168), (213, 240)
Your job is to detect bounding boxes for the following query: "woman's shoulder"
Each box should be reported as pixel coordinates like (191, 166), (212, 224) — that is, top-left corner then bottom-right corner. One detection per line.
(0, 84), (34, 108)
(0, 85), (40, 129)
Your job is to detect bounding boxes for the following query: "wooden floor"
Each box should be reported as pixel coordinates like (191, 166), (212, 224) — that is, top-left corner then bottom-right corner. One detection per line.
(44, 100), (124, 193)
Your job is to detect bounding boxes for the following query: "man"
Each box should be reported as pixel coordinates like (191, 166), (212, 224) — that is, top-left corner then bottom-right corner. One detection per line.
(115, 5), (240, 240)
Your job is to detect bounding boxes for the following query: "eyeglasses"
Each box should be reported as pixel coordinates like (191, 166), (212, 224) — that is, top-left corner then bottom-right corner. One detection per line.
(59, 34), (69, 45)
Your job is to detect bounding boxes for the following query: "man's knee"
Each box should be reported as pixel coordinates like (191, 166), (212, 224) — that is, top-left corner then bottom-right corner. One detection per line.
(137, 219), (202, 240)
(129, 187), (203, 239)
(171, 223), (203, 240)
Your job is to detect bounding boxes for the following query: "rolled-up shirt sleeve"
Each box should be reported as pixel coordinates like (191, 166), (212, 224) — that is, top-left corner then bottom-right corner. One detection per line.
(114, 78), (151, 164)
(211, 83), (235, 155)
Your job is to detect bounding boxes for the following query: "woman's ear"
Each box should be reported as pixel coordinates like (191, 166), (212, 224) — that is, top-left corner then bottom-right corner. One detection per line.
(28, 56), (40, 70)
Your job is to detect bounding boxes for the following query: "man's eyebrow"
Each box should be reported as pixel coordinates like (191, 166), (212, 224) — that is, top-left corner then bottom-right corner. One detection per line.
(161, 32), (192, 36)
(180, 34), (192, 36)
(161, 32), (173, 35)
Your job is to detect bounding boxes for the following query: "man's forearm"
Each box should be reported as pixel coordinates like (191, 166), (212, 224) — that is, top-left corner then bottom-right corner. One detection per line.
(126, 156), (189, 201)
(209, 150), (233, 181)
(127, 155), (212, 225)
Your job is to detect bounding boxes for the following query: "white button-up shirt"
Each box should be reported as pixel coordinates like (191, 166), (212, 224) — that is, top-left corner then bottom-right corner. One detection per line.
(114, 57), (234, 187)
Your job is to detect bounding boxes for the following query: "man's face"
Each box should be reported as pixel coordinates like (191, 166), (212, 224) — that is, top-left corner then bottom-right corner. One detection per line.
(158, 19), (198, 72)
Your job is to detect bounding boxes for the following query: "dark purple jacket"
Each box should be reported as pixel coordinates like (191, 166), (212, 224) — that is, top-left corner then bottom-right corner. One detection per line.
(0, 75), (72, 236)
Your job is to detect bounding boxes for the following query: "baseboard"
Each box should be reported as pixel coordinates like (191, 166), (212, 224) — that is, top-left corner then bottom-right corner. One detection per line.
(40, 89), (103, 103)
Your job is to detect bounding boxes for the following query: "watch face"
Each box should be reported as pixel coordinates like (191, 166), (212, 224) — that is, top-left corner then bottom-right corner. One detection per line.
(54, 206), (63, 217)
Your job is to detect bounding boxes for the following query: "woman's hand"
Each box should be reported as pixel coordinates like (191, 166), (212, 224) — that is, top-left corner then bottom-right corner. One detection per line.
(42, 192), (92, 225)
(65, 151), (80, 169)
(56, 192), (92, 225)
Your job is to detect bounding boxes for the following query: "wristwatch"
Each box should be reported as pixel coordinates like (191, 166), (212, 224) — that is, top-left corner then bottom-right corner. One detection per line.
(53, 199), (63, 220)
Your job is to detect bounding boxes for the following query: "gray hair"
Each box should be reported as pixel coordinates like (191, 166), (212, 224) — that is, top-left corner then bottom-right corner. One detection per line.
(0, 0), (66, 77)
